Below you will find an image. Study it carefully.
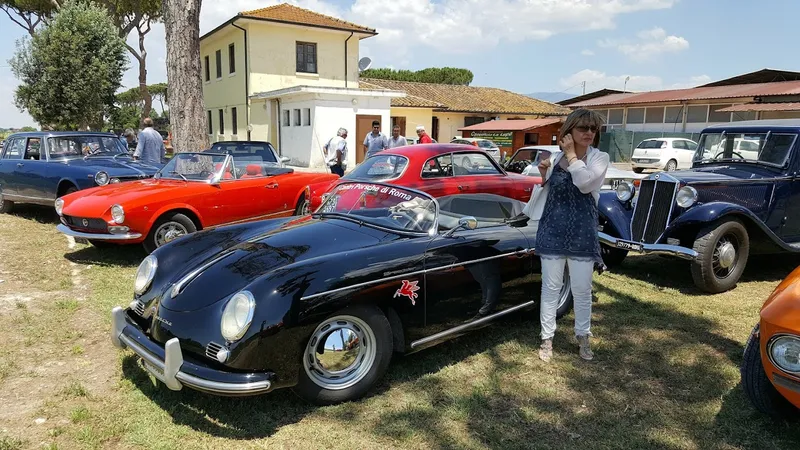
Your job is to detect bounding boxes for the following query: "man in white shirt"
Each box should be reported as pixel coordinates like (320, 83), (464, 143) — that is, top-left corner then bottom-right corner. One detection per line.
(324, 127), (348, 176)
(387, 125), (408, 149)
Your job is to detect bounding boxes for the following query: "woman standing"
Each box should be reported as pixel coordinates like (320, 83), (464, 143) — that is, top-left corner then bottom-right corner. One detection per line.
(522, 108), (609, 362)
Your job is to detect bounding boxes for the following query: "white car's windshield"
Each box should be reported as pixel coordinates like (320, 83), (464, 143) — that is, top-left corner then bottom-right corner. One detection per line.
(157, 152), (229, 182)
(694, 132), (796, 166)
(316, 182), (436, 234)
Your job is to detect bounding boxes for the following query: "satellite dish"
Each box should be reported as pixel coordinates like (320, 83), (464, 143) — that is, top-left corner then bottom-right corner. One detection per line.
(358, 57), (372, 72)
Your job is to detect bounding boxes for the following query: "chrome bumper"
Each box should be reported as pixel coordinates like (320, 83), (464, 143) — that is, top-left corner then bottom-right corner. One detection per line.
(110, 307), (272, 395)
(57, 224), (142, 240)
(598, 232), (697, 261)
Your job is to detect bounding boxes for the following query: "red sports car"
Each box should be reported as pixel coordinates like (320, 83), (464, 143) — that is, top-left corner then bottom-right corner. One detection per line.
(307, 144), (541, 211)
(55, 151), (339, 253)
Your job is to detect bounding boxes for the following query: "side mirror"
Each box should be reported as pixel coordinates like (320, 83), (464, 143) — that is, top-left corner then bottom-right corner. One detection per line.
(444, 216), (478, 237)
(280, 156), (290, 163)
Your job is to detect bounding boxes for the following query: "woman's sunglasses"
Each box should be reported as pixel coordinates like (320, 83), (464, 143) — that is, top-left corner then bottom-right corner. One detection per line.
(573, 125), (599, 133)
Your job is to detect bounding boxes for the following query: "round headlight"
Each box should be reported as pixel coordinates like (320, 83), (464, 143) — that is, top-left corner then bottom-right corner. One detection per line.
(133, 255), (157, 295)
(54, 198), (64, 216)
(110, 177), (120, 184)
(95, 171), (109, 186)
(769, 335), (800, 374)
(220, 291), (256, 342)
(615, 181), (635, 202)
(676, 186), (698, 208)
(111, 204), (124, 224)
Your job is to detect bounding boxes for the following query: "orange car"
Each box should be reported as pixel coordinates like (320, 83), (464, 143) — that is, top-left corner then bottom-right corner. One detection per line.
(741, 265), (800, 417)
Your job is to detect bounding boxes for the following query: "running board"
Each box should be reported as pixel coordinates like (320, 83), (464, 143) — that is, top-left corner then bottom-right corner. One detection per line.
(410, 300), (536, 349)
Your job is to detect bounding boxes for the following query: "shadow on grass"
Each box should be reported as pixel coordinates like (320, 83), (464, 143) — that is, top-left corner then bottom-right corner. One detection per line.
(608, 253), (800, 296)
(119, 273), (800, 448)
(64, 245), (145, 267)
(6, 203), (59, 224)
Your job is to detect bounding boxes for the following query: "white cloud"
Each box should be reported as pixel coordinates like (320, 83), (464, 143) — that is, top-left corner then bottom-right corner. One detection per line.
(560, 69), (710, 93)
(598, 26), (688, 61)
(581, 49), (595, 56)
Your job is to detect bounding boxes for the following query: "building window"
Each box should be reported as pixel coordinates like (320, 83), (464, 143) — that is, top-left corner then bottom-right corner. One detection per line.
(218, 109), (224, 134)
(204, 56), (210, 82)
(709, 104), (732, 123)
(215, 50), (222, 79)
(464, 117), (485, 127)
(231, 107), (238, 135)
(207, 111), (212, 135)
(293, 109), (301, 126)
(626, 107), (645, 124)
(645, 107), (664, 124)
(664, 106), (683, 124)
(228, 44), (235, 74)
(608, 109), (624, 124)
(282, 109), (290, 127)
(302, 108), (311, 126)
(686, 105), (708, 123)
(593, 109), (609, 121)
(296, 42), (317, 73)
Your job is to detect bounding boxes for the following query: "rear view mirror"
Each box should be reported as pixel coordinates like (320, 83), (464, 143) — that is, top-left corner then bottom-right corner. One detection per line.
(280, 156), (290, 163)
(444, 216), (478, 237)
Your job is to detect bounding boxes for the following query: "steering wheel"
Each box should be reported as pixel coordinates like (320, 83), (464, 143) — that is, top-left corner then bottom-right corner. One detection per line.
(389, 207), (426, 232)
(200, 170), (213, 179)
(505, 161), (527, 173)
(713, 151), (744, 160)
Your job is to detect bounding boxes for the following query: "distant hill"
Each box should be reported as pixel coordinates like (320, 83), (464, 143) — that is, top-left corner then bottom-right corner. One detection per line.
(526, 92), (575, 103)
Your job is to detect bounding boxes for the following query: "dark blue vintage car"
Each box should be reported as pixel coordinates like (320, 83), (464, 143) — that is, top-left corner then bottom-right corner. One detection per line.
(597, 119), (800, 293)
(0, 131), (161, 213)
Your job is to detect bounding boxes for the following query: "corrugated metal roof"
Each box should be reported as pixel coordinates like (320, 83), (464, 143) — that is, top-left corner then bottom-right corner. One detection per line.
(568, 80), (800, 108)
(717, 102), (800, 112)
(458, 118), (562, 131)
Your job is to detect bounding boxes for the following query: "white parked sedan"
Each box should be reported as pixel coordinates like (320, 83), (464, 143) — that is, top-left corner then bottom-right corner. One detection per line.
(451, 137), (502, 161)
(631, 138), (698, 173)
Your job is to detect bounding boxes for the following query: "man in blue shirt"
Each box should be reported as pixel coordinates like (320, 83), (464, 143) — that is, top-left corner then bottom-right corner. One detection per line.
(133, 118), (165, 164)
(363, 120), (388, 159)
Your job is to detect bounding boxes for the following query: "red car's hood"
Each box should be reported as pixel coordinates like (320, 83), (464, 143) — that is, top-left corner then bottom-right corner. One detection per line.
(61, 179), (201, 216)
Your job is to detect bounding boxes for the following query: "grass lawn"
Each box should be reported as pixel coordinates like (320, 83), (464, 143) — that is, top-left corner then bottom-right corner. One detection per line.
(1, 205), (800, 449)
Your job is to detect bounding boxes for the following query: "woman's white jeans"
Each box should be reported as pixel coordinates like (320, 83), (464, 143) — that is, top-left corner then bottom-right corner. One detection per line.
(540, 257), (594, 340)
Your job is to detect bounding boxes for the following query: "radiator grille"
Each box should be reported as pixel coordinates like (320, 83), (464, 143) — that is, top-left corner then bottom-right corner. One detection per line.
(205, 341), (225, 360)
(63, 215), (107, 232)
(631, 177), (678, 244)
(132, 300), (145, 316)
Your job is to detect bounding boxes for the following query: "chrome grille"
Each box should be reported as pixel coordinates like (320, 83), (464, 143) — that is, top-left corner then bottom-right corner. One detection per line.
(63, 215), (107, 231)
(132, 300), (145, 316)
(631, 176), (678, 244)
(205, 341), (224, 360)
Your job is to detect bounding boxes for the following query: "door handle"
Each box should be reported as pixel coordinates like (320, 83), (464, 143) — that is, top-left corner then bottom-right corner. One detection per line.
(458, 185), (469, 190)
(264, 182), (279, 189)
(16, 163), (24, 168)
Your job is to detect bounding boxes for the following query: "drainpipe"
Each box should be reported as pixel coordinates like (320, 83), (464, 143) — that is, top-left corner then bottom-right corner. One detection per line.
(276, 98), (282, 155)
(232, 20), (251, 140)
(344, 32), (354, 87)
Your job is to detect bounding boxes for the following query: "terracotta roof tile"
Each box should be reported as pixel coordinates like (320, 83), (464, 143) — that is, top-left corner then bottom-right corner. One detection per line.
(458, 118), (563, 131)
(241, 3), (376, 35)
(360, 78), (570, 116)
(359, 81), (443, 108)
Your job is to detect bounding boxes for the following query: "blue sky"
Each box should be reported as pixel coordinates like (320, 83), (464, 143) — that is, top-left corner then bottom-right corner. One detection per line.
(2, 0), (798, 128)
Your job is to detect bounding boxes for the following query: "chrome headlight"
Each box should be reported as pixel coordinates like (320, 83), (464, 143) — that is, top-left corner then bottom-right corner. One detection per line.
(54, 198), (64, 216)
(95, 171), (109, 186)
(769, 335), (800, 374)
(110, 177), (120, 184)
(221, 291), (256, 342)
(133, 255), (157, 295)
(676, 186), (698, 208)
(110, 204), (124, 224)
(615, 180), (635, 202)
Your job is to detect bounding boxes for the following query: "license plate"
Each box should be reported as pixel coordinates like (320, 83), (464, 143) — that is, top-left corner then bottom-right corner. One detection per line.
(615, 240), (643, 252)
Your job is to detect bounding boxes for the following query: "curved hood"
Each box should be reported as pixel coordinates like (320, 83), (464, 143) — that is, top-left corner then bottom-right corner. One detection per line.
(667, 165), (782, 184)
(61, 178), (202, 215)
(62, 156), (162, 176)
(160, 217), (382, 312)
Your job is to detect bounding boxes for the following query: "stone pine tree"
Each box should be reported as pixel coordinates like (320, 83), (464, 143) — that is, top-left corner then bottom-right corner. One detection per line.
(162, 0), (207, 152)
(10, 1), (128, 130)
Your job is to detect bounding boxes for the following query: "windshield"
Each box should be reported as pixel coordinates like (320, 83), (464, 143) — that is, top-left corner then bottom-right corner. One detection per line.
(477, 140), (497, 149)
(157, 152), (229, 181)
(694, 132), (796, 166)
(316, 182), (436, 234)
(47, 136), (128, 158)
(209, 142), (278, 164)
(343, 154), (409, 181)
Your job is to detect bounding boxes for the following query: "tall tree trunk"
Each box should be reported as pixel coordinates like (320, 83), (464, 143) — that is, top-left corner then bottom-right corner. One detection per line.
(126, 19), (153, 120)
(163, 0), (206, 153)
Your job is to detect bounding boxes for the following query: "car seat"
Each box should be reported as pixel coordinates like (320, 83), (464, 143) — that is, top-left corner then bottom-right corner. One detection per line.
(214, 162), (234, 180)
(240, 164), (263, 178)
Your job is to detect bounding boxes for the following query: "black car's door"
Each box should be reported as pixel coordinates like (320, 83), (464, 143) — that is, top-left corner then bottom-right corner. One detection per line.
(417, 223), (535, 346)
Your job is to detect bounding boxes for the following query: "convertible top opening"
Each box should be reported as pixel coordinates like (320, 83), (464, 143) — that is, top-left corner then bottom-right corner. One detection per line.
(437, 193), (525, 230)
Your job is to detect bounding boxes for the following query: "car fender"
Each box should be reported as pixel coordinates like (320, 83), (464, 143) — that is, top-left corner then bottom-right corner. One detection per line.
(666, 202), (796, 252)
(598, 192), (633, 241)
(146, 202), (205, 231)
(57, 176), (91, 195)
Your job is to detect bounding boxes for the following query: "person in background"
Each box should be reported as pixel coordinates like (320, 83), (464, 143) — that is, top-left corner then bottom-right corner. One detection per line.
(133, 118), (165, 164)
(363, 120), (388, 158)
(387, 125), (408, 149)
(123, 128), (137, 151)
(324, 127), (348, 176)
(416, 125), (433, 144)
(521, 108), (609, 363)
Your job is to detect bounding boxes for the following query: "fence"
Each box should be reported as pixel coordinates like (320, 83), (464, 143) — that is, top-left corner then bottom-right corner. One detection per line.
(598, 130), (702, 162)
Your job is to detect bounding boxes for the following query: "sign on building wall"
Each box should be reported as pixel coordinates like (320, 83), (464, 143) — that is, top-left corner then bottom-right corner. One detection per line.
(470, 131), (514, 146)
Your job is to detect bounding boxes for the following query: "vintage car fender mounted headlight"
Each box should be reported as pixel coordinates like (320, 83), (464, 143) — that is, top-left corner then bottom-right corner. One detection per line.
(768, 334), (800, 374)
(676, 186), (698, 208)
(133, 255), (157, 295)
(221, 291), (256, 343)
(110, 204), (125, 224)
(615, 181), (635, 202)
(95, 171), (109, 186)
(54, 198), (64, 216)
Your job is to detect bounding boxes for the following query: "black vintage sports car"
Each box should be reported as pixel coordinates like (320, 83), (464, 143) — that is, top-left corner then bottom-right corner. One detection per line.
(111, 182), (573, 404)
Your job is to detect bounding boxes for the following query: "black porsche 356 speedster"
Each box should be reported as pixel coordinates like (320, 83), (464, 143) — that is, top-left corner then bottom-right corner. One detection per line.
(111, 181), (573, 404)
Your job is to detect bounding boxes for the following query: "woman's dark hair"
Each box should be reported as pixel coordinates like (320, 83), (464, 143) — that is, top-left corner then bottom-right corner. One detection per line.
(558, 108), (606, 148)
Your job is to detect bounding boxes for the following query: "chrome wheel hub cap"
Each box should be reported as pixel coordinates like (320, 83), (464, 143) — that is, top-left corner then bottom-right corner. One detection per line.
(155, 222), (188, 246)
(717, 241), (736, 269)
(303, 315), (376, 390)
